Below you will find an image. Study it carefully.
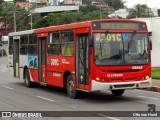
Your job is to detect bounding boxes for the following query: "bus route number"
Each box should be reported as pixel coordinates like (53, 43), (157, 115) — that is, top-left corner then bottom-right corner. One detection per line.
(102, 34), (122, 41)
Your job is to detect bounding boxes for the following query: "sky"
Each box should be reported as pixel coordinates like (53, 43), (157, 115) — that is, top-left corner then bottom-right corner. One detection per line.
(123, 0), (160, 8)
(3, 0), (160, 9)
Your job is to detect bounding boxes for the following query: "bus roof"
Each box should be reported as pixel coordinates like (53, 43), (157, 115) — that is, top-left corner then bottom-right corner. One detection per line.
(8, 19), (147, 36)
(8, 29), (35, 37)
(34, 19), (146, 34)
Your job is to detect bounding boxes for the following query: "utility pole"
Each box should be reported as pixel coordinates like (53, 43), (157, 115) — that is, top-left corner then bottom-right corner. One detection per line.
(31, 14), (32, 30)
(14, 12), (16, 32)
(28, 14), (32, 30)
(100, 4), (102, 19)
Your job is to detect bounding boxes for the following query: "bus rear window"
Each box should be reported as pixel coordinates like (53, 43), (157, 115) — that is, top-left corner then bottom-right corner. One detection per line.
(9, 37), (13, 55)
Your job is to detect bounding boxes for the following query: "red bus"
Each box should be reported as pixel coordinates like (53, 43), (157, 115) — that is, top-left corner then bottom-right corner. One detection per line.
(8, 19), (152, 98)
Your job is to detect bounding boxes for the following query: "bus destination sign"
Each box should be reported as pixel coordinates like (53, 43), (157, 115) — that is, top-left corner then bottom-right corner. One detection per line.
(92, 22), (147, 30)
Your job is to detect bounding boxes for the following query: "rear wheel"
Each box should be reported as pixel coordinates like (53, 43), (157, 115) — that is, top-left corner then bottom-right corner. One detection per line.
(66, 74), (78, 98)
(111, 90), (125, 96)
(24, 69), (33, 88)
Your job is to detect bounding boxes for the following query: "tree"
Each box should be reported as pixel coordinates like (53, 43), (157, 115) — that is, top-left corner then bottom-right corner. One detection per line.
(127, 4), (154, 18)
(103, 0), (124, 10)
(33, 17), (49, 29)
(82, 0), (92, 5)
(80, 4), (98, 13)
(0, 4), (30, 31)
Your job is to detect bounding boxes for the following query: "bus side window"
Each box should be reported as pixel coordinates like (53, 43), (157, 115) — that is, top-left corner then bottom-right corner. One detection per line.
(61, 31), (74, 56)
(9, 37), (13, 55)
(48, 32), (59, 56)
(20, 35), (28, 55)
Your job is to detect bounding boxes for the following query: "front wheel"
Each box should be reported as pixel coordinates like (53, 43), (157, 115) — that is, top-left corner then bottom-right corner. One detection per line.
(111, 90), (125, 96)
(24, 69), (33, 88)
(66, 75), (78, 98)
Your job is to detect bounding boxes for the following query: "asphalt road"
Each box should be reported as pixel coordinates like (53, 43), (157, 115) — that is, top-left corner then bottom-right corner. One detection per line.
(0, 57), (160, 120)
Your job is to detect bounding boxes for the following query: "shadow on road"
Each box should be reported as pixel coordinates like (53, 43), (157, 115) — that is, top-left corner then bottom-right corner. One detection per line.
(13, 81), (141, 103)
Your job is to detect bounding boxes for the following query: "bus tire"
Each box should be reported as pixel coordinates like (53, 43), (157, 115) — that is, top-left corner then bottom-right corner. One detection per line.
(66, 74), (78, 98)
(24, 69), (33, 88)
(111, 90), (125, 96)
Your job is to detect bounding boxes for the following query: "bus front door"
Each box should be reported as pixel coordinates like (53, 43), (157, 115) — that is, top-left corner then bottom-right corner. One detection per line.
(38, 37), (47, 84)
(13, 39), (19, 78)
(76, 34), (89, 89)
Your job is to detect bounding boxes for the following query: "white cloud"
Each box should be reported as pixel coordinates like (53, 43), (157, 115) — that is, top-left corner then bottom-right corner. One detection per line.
(123, 0), (160, 8)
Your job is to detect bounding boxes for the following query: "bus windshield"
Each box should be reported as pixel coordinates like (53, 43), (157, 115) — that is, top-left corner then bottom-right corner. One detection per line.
(94, 33), (150, 65)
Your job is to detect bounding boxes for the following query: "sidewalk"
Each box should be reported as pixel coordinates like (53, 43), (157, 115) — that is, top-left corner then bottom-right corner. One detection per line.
(147, 79), (160, 92)
(152, 79), (160, 87)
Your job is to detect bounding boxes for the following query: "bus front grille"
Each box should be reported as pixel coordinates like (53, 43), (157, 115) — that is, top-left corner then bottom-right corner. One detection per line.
(113, 84), (135, 88)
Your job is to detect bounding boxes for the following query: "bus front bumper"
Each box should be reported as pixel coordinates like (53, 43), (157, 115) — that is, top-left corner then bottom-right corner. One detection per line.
(91, 78), (152, 91)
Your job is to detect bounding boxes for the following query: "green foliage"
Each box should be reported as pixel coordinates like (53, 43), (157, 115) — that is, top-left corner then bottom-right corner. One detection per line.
(152, 70), (160, 79)
(110, 0), (123, 10)
(0, 4), (30, 31)
(82, 0), (92, 5)
(36, 11), (104, 28)
(0, 0), (4, 5)
(1, 0), (125, 30)
(80, 4), (98, 13)
(127, 4), (154, 18)
(33, 17), (49, 29)
(99, 0), (124, 10)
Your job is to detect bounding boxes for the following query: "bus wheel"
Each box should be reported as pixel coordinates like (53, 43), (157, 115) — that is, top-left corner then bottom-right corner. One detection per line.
(111, 90), (125, 96)
(24, 69), (33, 88)
(66, 75), (77, 98)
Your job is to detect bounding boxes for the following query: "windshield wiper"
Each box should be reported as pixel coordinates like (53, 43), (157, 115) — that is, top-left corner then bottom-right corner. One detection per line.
(128, 31), (136, 50)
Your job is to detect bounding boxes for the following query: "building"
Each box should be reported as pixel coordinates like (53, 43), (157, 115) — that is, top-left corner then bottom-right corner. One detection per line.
(108, 9), (129, 18)
(48, 0), (58, 5)
(0, 20), (12, 46)
(35, 0), (49, 7)
(16, 2), (32, 10)
(64, 0), (82, 5)
(64, 0), (73, 5)
(74, 0), (82, 5)
(134, 17), (160, 67)
(32, 5), (79, 16)
(92, 0), (109, 8)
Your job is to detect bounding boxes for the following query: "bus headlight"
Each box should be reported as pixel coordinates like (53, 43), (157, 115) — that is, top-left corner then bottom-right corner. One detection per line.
(145, 76), (149, 80)
(95, 77), (100, 81)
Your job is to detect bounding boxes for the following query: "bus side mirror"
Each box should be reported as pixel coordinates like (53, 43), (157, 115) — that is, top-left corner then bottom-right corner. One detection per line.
(88, 36), (93, 47)
(150, 40), (152, 50)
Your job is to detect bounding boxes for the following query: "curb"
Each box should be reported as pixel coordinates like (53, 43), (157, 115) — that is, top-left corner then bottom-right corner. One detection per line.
(139, 86), (160, 92)
(0, 56), (7, 58)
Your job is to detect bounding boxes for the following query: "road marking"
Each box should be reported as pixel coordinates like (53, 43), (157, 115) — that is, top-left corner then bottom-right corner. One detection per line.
(138, 96), (159, 100)
(107, 117), (120, 120)
(3, 86), (14, 90)
(5, 64), (8, 68)
(0, 64), (8, 72)
(97, 114), (120, 120)
(36, 96), (55, 102)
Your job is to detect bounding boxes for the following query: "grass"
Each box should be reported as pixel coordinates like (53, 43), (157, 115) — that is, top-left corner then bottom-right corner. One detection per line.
(151, 70), (160, 79)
